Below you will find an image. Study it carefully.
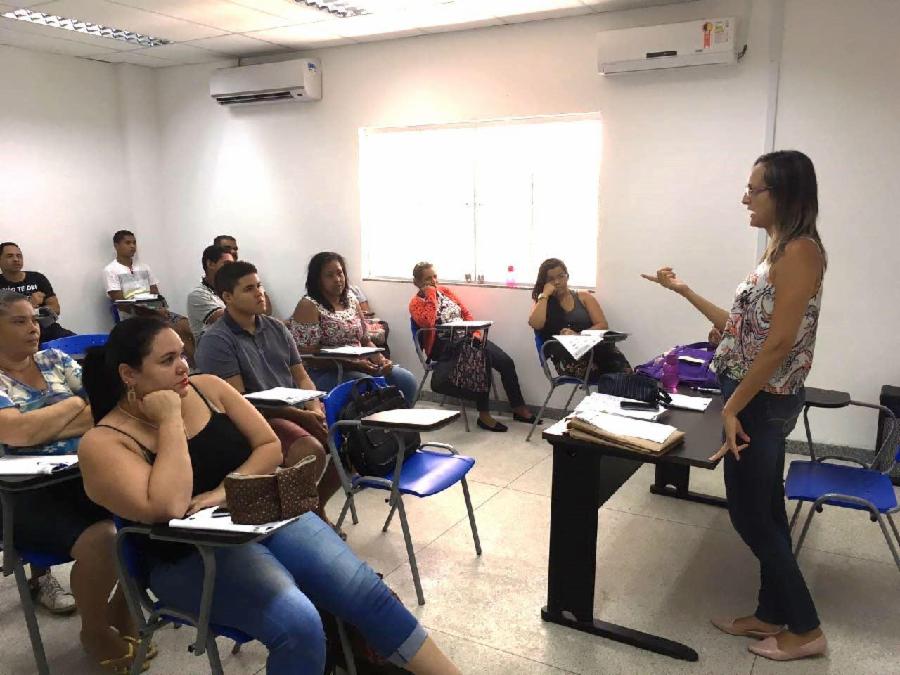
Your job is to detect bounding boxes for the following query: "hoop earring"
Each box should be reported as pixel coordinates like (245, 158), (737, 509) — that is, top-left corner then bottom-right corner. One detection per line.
(126, 384), (137, 404)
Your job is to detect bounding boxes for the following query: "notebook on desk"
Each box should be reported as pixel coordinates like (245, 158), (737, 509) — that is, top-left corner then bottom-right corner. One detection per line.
(244, 388), (325, 406)
(168, 507), (299, 535)
(0, 454), (78, 476)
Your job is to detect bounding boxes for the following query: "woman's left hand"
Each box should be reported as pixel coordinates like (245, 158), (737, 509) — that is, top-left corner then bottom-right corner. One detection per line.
(186, 488), (227, 516)
(710, 411), (751, 461)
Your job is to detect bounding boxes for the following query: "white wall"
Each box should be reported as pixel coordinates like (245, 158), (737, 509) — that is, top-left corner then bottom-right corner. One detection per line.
(0, 48), (171, 332)
(772, 0), (900, 447)
(154, 0), (776, 417)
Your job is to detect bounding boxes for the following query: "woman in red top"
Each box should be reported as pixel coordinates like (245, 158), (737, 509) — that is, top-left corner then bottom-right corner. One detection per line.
(409, 262), (536, 432)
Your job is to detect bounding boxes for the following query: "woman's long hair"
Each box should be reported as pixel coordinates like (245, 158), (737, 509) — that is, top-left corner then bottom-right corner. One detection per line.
(82, 317), (168, 423)
(531, 258), (568, 301)
(305, 251), (349, 312)
(756, 150), (827, 269)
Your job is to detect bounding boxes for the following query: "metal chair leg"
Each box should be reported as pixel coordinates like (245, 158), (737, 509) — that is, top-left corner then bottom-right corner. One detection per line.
(13, 561), (49, 675)
(395, 497), (425, 605)
(460, 400), (470, 432)
(789, 501), (804, 532)
(336, 618), (357, 675)
(205, 635), (225, 675)
(888, 513), (900, 547)
(527, 385), (556, 442)
(794, 504), (818, 558)
(382, 500), (398, 533)
(563, 385), (578, 412)
(460, 477), (482, 556)
(413, 371), (428, 406)
(130, 635), (152, 675)
(337, 494), (357, 529)
(875, 514), (900, 571)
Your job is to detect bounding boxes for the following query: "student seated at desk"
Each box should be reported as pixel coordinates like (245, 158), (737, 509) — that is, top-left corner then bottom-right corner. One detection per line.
(0, 291), (139, 673)
(527, 257), (631, 379)
(409, 262), (537, 432)
(193, 262), (340, 528)
(0, 242), (75, 343)
(186, 244), (234, 342)
(212, 234), (273, 315)
(78, 317), (462, 675)
(348, 284), (390, 354)
(104, 230), (195, 363)
(289, 251), (418, 405)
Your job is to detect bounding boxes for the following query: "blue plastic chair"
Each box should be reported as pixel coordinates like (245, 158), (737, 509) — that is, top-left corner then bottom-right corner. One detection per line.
(0, 490), (73, 675)
(113, 517), (357, 674)
(526, 333), (597, 441)
(40, 333), (108, 355)
(325, 378), (481, 605)
(409, 318), (471, 431)
(786, 391), (900, 571)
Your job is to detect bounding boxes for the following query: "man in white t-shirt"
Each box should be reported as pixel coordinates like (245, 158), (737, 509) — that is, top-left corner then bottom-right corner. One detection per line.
(104, 230), (196, 361)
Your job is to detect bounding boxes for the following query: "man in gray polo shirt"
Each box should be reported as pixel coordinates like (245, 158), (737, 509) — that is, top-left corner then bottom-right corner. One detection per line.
(195, 261), (342, 525)
(187, 244), (234, 341)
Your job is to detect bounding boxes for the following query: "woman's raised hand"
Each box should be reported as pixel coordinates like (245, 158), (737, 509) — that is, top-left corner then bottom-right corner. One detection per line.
(542, 282), (557, 297)
(640, 267), (689, 295)
(139, 390), (183, 425)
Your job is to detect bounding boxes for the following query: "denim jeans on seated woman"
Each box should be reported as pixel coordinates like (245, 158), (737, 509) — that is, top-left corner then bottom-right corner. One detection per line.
(309, 365), (418, 406)
(719, 375), (819, 634)
(148, 512), (426, 675)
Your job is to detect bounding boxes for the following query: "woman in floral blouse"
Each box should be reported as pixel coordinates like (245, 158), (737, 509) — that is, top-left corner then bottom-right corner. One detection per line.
(289, 252), (418, 404)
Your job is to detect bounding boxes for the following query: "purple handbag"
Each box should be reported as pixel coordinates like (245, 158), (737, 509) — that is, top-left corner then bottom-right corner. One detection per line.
(635, 342), (720, 389)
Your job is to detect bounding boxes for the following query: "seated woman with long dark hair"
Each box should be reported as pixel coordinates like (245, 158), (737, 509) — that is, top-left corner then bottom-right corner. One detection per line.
(289, 252), (418, 404)
(0, 290), (139, 673)
(527, 258), (631, 378)
(78, 316), (461, 675)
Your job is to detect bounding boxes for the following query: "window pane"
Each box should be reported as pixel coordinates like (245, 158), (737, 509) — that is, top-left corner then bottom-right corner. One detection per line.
(360, 116), (601, 287)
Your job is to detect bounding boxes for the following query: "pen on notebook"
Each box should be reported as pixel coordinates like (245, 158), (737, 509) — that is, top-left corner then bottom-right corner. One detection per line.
(690, 386), (721, 394)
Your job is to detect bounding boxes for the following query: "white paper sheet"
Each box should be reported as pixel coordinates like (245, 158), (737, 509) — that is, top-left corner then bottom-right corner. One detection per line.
(168, 507), (298, 534)
(571, 410), (677, 444)
(574, 393), (667, 422)
(0, 454), (79, 476)
(666, 393), (712, 412)
(553, 334), (604, 360)
(318, 346), (383, 356)
(244, 388), (325, 405)
(440, 320), (494, 328)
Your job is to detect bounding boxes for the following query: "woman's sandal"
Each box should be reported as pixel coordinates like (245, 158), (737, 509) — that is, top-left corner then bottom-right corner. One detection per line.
(98, 640), (150, 674)
(122, 635), (159, 660)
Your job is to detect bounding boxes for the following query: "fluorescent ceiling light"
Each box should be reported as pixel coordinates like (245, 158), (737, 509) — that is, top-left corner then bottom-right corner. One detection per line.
(2, 8), (171, 47)
(295, 1), (369, 18)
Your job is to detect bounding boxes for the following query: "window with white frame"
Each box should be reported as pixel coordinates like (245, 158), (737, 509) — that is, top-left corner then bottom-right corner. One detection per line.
(359, 114), (602, 288)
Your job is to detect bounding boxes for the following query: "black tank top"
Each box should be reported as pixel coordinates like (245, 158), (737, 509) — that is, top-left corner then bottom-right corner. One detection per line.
(540, 290), (592, 340)
(97, 380), (255, 563)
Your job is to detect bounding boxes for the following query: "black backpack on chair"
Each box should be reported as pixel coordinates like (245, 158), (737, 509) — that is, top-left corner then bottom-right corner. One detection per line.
(338, 377), (420, 477)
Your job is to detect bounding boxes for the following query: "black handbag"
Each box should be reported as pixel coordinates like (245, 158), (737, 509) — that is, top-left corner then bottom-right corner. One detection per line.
(338, 378), (420, 477)
(449, 338), (491, 393)
(595, 373), (672, 406)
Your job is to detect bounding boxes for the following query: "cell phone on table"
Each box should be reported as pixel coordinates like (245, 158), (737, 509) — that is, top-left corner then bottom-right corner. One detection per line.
(620, 400), (658, 411)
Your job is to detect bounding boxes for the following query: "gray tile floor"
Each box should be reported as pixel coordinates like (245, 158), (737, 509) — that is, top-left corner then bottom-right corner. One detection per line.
(2, 410), (899, 674)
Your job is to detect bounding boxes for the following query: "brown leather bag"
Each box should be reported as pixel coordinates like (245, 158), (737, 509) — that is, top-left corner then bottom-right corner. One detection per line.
(224, 454), (319, 525)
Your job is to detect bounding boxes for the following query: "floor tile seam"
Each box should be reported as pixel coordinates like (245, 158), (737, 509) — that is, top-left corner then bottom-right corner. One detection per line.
(424, 625), (579, 674)
(410, 484), (510, 555)
(505, 451), (553, 486)
(505, 484), (552, 499)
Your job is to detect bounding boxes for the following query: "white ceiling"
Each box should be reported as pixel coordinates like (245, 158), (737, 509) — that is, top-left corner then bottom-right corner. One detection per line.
(0, 0), (693, 68)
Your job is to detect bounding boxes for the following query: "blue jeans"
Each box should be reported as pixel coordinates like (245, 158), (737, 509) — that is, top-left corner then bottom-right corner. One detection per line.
(719, 375), (820, 633)
(148, 513), (426, 674)
(309, 366), (419, 406)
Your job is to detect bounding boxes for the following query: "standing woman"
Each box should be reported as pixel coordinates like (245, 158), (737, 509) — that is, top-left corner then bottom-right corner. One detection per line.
(642, 150), (827, 661)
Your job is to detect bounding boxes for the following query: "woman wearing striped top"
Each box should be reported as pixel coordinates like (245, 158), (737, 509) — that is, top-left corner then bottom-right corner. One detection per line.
(642, 150), (827, 662)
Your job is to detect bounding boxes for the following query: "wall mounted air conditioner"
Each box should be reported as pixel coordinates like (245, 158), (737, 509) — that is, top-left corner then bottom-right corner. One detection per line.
(598, 18), (737, 74)
(210, 58), (322, 105)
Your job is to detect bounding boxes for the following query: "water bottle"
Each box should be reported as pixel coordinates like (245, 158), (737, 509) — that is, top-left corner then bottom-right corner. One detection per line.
(661, 349), (680, 393)
(505, 265), (516, 288)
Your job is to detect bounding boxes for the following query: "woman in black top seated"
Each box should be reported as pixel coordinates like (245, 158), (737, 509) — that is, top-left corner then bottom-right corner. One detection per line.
(527, 258), (631, 379)
(78, 317), (461, 675)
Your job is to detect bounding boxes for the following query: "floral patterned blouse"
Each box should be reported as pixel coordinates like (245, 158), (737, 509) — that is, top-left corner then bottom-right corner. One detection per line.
(289, 294), (369, 350)
(0, 349), (85, 455)
(712, 245), (823, 394)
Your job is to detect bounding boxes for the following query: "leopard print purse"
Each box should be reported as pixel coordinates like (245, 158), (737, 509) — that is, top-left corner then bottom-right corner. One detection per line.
(224, 454), (319, 525)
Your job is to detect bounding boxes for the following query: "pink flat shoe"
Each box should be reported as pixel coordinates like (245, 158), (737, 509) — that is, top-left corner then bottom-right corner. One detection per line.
(710, 617), (782, 638)
(749, 635), (828, 661)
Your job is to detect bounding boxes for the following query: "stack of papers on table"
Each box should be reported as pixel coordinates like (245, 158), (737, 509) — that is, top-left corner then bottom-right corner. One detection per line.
(168, 507), (298, 534)
(574, 393), (667, 422)
(567, 410), (684, 455)
(0, 454), (78, 475)
(666, 393), (712, 412)
(319, 346), (382, 356)
(244, 387), (325, 406)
